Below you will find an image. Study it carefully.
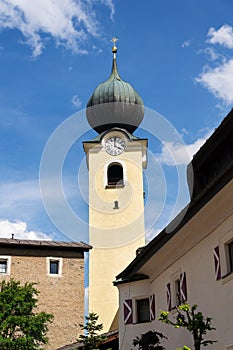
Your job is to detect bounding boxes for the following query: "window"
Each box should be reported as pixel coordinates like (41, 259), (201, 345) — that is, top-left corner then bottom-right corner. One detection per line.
(104, 160), (127, 189)
(0, 256), (11, 275)
(50, 260), (59, 274)
(218, 232), (233, 280)
(0, 260), (7, 274)
(136, 298), (150, 323)
(124, 296), (155, 325)
(168, 271), (187, 310)
(228, 241), (233, 273)
(47, 257), (62, 276)
(107, 163), (123, 186)
(175, 279), (181, 306)
(169, 272), (181, 309)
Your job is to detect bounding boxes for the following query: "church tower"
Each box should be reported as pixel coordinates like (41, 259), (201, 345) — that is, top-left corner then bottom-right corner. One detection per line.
(83, 39), (147, 332)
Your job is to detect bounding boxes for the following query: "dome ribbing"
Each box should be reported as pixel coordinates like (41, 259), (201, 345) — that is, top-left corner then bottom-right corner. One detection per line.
(86, 41), (144, 134)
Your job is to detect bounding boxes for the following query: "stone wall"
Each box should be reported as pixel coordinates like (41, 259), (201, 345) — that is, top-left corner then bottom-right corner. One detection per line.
(0, 250), (85, 349)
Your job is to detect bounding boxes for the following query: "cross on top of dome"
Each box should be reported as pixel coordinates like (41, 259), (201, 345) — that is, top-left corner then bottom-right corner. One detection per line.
(86, 38), (144, 134)
(111, 37), (118, 55)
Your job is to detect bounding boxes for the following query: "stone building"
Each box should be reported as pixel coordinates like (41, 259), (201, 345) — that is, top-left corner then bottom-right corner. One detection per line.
(115, 109), (233, 349)
(0, 238), (90, 349)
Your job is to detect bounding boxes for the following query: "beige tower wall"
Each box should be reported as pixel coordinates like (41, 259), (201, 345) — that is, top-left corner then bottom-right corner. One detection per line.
(85, 132), (147, 332)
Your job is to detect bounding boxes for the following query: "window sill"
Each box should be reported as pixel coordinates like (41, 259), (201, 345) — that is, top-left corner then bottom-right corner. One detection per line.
(105, 184), (125, 189)
(48, 274), (62, 277)
(221, 272), (233, 284)
(134, 320), (150, 324)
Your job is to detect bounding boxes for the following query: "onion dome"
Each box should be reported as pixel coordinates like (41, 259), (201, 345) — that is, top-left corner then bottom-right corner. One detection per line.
(86, 38), (144, 134)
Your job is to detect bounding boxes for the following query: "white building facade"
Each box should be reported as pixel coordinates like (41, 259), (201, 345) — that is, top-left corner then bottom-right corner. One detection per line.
(115, 109), (233, 350)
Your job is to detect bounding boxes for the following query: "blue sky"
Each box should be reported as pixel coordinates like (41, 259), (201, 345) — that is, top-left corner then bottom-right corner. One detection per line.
(0, 0), (233, 243)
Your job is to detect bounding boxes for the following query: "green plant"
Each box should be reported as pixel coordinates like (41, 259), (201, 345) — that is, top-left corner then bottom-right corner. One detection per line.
(159, 304), (216, 350)
(132, 330), (167, 350)
(77, 312), (108, 350)
(0, 279), (53, 349)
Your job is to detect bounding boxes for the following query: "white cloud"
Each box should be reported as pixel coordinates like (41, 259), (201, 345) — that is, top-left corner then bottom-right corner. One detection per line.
(0, 176), (82, 211)
(0, 0), (115, 57)
(0, 219), (51, 240)
(98, 0), (115, 20)
(195, 24), (233, 105)
(0, 177), (67, 221)
(0, 175), (88, 242)
(144, 133), (203, 234)
(208, 24), (233, 49)
(156, 136), (209, 166)
(181, 128), (189, 135)
(71, 94), (82, 109)
(181, 40), (191, 48)
(201, 47), (223, 61)
(0, 179), (48, 230)
(0, 179), (40, 210)
(196, 58), (233, 104)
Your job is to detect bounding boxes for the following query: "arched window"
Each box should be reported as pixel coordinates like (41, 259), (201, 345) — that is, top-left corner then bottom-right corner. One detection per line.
(107, 163), (124, 186)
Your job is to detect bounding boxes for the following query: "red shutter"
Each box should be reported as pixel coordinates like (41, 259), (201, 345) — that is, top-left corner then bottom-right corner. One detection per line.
(149, 294), (155, 321)
(166, 283), (171, 311)
(180, 272), (187, 302)
(124, 299), (133, 324)
(213, 246), (221, 280)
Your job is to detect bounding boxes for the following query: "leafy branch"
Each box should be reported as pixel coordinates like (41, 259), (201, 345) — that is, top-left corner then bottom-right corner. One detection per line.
(159, 304), (217, 350)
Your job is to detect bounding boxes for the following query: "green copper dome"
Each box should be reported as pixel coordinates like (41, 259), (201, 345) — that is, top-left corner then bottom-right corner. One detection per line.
(86, 42), (144, 134)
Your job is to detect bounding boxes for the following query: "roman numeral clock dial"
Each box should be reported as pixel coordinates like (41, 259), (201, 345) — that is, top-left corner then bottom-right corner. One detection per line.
(105, 136), (126, 155)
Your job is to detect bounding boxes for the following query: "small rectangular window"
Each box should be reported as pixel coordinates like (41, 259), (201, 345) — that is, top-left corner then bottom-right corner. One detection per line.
(0, 257), (11, 275)
(50, 260), (59, 274)
(136, 298), (150, 323)
(0, 260), (7, 274)
(47, 257), (62, 276)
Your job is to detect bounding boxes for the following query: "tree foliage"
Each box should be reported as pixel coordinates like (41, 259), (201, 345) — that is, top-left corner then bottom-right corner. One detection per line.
(77, 312), (107, 350)
(159, 304), (217, 350)
(132, 330), (167, 350)
(0, 279), (53, 349)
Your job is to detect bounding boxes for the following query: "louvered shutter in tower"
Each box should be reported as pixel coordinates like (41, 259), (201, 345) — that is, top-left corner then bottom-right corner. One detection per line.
(124, 299), (133, 324)
(149, 294), (155, 321)
(166, 283), (171, 311)
(213, 246), (221, 280)
(180, 272), (187, 302)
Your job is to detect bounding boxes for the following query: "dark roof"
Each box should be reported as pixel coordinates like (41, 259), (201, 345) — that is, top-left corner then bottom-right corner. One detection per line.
(57, 329), (118, 350)
(192, 108), (233, 165)
(115, 108), (233, 283)
(0, 238), (91, 251)
(187, 108), (233, 200)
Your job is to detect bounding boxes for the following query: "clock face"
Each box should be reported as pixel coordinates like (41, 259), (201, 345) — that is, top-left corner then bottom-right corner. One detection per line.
(105, 136), (126, 155)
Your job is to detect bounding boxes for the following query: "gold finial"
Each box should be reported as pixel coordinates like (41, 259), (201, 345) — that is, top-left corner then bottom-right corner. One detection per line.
(111, 36), (118, 54)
